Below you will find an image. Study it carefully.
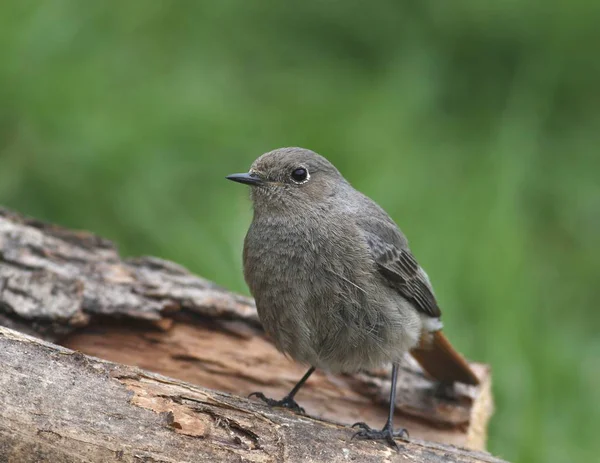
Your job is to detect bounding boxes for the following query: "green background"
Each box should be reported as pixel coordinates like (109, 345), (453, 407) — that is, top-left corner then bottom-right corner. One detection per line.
(1, 2), (598, 462)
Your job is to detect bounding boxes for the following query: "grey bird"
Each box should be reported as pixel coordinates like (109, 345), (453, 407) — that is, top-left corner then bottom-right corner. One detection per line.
(227, 147), (479, 448)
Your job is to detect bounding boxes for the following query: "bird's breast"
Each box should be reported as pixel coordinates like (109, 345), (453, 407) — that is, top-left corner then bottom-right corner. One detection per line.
(243, 216), (340, 301)
(242, 215), (415, 371)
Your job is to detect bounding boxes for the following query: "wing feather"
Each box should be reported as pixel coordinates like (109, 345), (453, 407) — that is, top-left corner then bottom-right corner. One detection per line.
(363, 226), (441, 318)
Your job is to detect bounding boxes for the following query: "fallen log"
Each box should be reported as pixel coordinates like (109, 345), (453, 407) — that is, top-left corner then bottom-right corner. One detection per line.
(0, 207), (501, 462)
(0, 327), (505, 462)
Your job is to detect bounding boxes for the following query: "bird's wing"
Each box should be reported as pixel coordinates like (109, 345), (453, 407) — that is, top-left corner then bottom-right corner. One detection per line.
(358, 216), (442, 318)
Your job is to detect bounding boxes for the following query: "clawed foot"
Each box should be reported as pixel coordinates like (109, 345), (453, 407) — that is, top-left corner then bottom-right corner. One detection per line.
(351, 422), (409, 450)
(248, 392), (306, 414)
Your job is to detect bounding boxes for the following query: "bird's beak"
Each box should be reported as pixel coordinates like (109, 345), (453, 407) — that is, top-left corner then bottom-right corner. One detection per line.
(226, 172), (264, 186)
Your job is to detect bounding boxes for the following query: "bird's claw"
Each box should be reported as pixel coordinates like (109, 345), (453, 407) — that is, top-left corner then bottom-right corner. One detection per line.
(248, 391), (306, 414)
(351, 422), (371, 432)
(351, 422), (409, 451)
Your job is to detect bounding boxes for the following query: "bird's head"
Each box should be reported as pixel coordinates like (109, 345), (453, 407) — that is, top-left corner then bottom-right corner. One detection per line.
(227, 147), (344, 214)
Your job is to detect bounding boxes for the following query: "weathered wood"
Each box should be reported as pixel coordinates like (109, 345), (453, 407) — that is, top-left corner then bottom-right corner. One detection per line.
(62, 318), (493, 450)
(0, 327), (505, 463)
(0, 206), (498, 460)
(0, 207), (257, 339)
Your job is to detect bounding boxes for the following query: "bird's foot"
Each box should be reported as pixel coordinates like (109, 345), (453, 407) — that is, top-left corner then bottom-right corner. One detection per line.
(351, 422), (409, 450)
(248, 392), (305, 414)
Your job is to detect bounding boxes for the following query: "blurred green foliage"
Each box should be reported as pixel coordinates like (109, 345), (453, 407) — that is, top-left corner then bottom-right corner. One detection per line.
(1, 2), (598, 461)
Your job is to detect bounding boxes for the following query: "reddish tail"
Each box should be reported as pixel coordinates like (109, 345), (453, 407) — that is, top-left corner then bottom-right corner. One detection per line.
(410, 331), (480, 386)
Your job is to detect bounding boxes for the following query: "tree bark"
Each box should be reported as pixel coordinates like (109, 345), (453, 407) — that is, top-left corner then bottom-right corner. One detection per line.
(0, 327), (505, 463)
(0, 207), (501, 462)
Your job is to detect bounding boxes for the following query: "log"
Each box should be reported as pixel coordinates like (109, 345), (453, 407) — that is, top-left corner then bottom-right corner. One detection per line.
(0, 326), (506, 463)
(0, 206), (501, 461)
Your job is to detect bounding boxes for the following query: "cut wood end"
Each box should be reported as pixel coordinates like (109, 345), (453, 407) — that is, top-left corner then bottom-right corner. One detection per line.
(467, 363), (494, 450)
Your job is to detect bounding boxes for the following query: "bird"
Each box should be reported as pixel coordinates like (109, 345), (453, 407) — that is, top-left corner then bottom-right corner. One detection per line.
(226, 147), (479, 449)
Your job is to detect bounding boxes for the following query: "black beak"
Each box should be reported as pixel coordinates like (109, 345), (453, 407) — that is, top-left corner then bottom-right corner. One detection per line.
(226, 172), (264, 186)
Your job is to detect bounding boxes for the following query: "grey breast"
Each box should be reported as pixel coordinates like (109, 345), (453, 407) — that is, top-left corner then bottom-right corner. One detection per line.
(243, 210), (409, 372)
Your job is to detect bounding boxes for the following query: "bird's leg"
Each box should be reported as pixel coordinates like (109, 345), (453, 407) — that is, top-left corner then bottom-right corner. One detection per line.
(352, 363), (409, 450)
(249, 366), (315, 414)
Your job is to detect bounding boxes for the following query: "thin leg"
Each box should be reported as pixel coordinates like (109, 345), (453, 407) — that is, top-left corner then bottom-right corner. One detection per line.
(385, 362), (399, 429)
(286, 366), (316, 400)
(352, 363), (409, 450)
(249, 366), (315, 414)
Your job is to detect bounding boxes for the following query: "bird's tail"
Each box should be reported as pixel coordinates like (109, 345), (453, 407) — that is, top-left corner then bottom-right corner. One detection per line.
(410, 331), (480, 385)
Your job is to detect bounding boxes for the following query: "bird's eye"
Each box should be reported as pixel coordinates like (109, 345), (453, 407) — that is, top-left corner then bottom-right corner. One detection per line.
(292, 167), (308, 183)
(291, 167), (309, 183)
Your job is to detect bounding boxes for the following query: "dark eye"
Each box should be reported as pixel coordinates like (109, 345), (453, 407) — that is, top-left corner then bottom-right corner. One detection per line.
(291, 167), (309, 183)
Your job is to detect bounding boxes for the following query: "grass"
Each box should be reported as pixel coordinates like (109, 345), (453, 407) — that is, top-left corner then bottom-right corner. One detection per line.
(1, 2), (598, 462)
